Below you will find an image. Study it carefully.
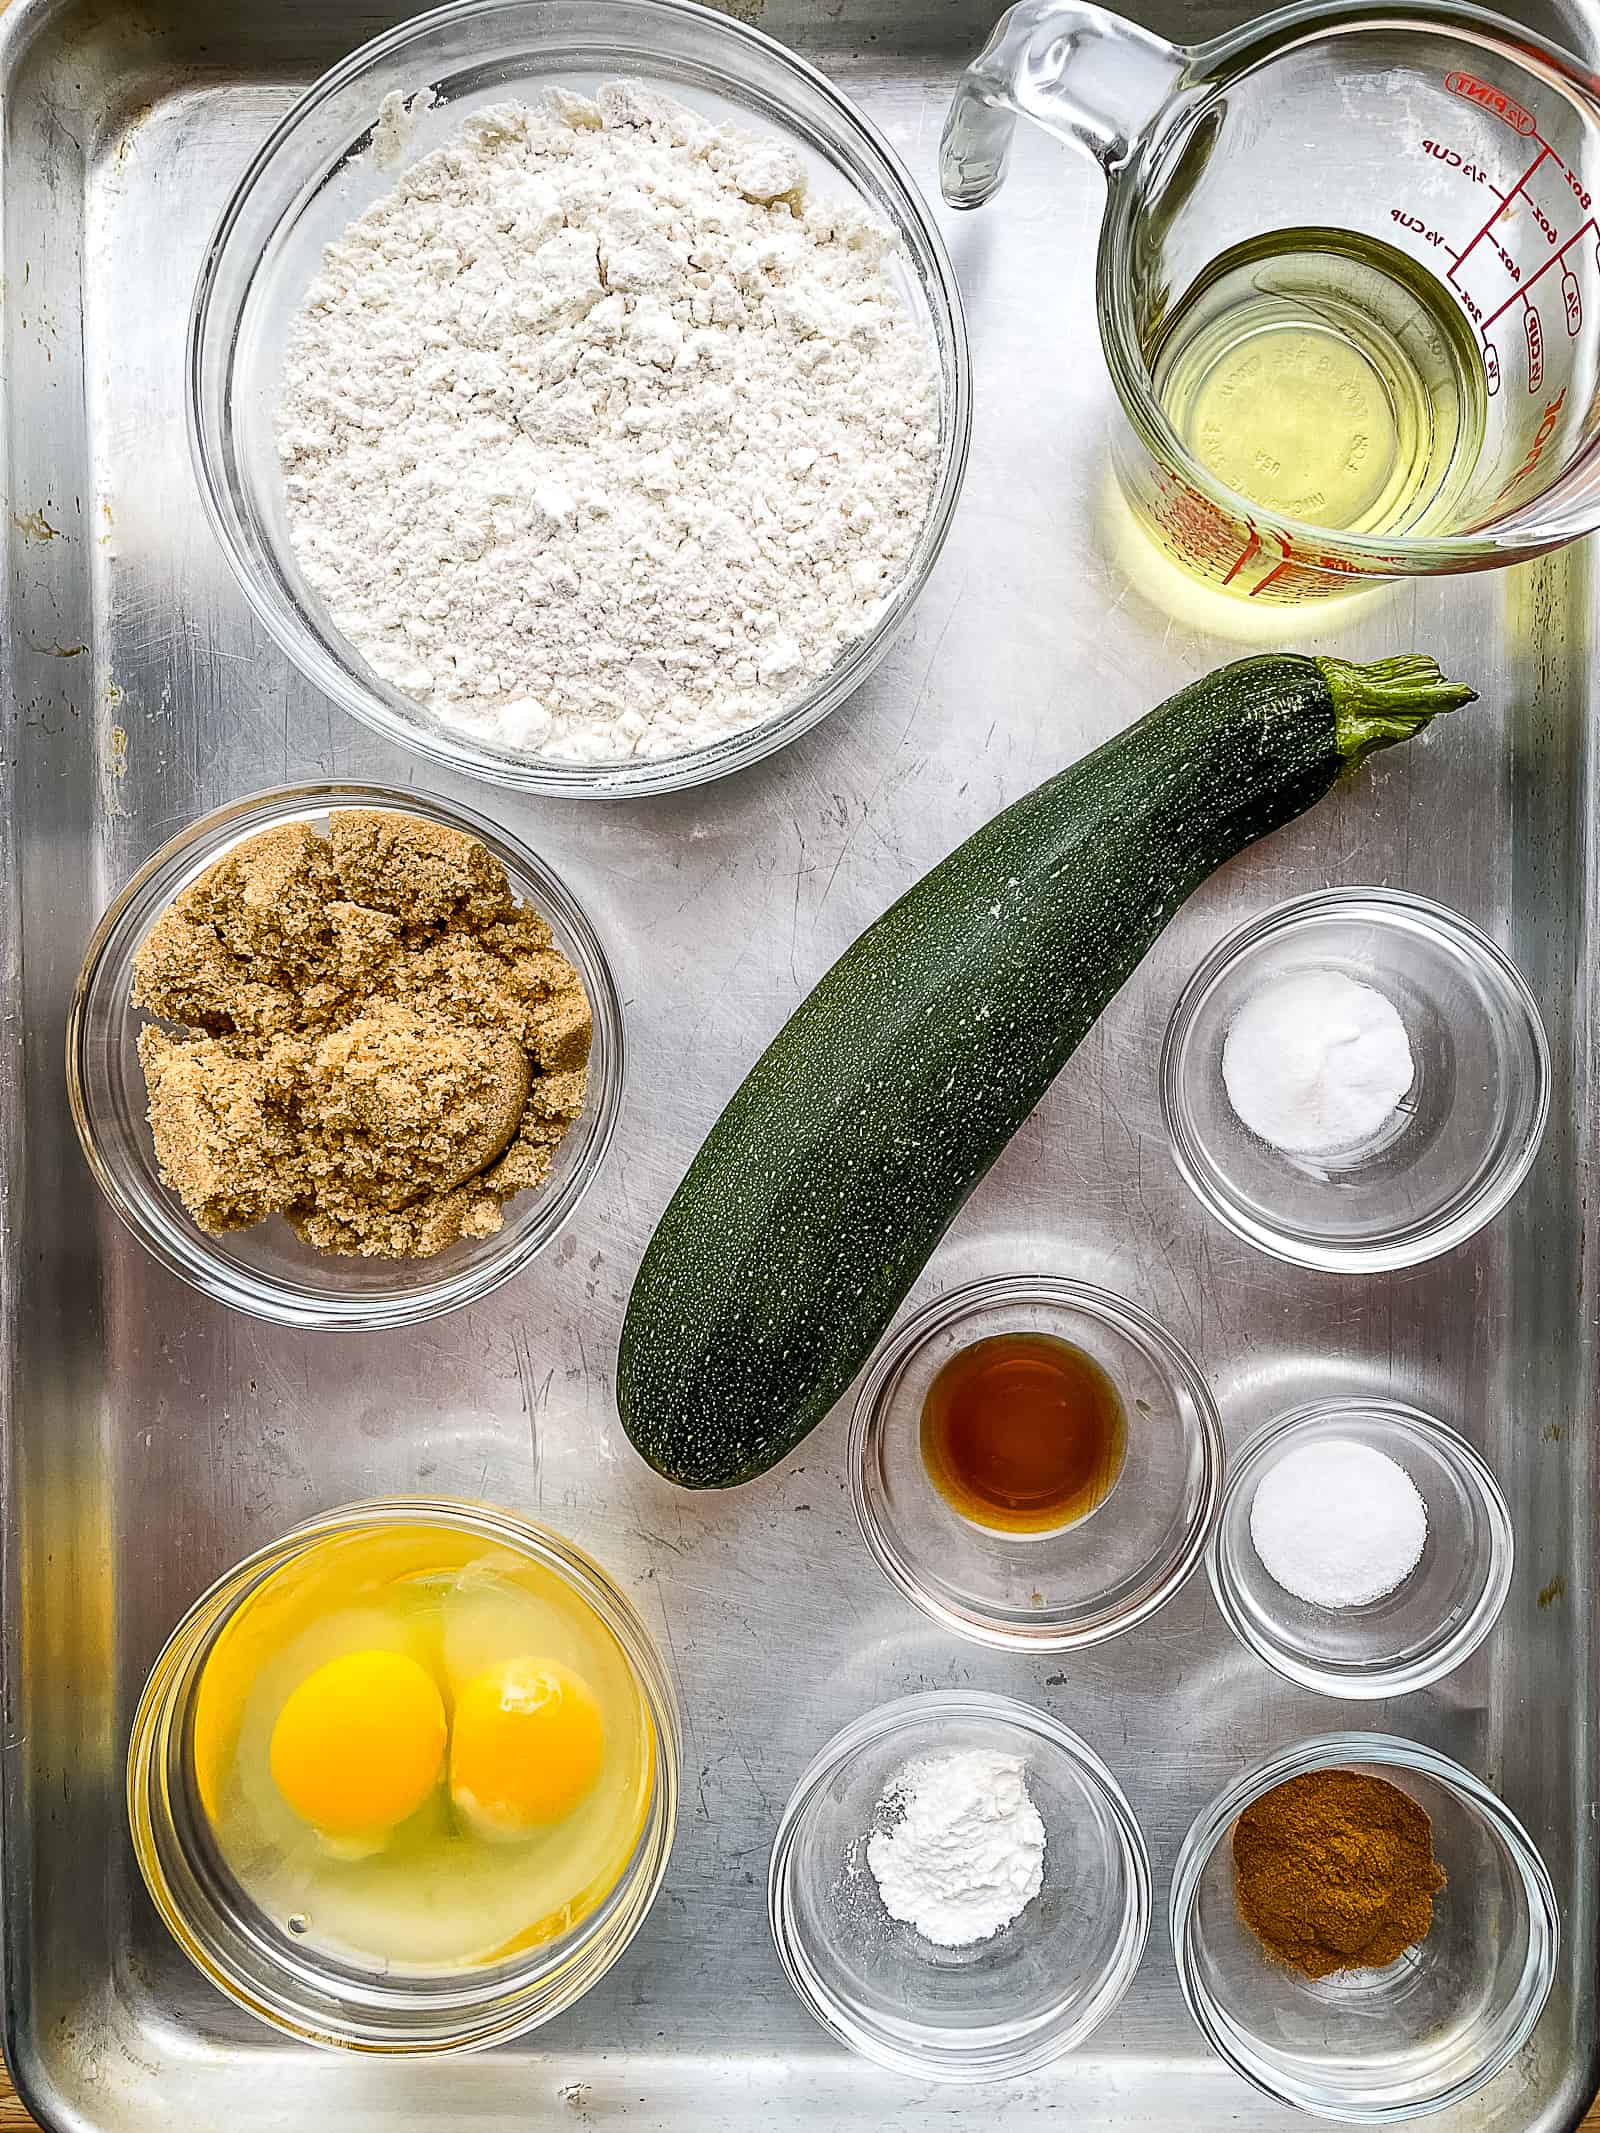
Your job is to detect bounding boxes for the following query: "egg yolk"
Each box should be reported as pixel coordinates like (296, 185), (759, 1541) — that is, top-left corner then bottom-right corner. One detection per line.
(269, 1649), (446, 1843)
(449, 1658), (605, 1838)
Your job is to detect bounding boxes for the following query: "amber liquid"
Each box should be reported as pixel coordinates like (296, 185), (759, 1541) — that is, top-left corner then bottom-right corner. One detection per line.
(920, 1332), (1128, 1535)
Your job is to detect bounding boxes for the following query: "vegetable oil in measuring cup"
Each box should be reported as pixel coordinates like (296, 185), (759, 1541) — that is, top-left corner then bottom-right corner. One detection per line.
(1147, 226), (1487, 536)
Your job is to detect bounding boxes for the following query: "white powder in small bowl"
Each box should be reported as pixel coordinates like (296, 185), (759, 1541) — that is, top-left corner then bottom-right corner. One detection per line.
(1250, 1438), (1428, 1609)
(1222, 967), (1414, 1157)
(866, 1749), (1044, 1948)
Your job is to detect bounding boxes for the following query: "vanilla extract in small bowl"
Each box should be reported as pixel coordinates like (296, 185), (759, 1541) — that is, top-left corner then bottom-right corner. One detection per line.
(850, 1277), (1222, 1651)
(920, 1332), (1128, 1535)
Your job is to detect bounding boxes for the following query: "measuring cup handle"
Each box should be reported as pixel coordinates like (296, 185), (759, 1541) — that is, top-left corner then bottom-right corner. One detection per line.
(941, 0), (1184, 204)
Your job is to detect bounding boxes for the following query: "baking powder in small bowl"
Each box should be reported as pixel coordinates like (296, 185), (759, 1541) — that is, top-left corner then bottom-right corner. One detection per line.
(866, 1749), (1045, 1947)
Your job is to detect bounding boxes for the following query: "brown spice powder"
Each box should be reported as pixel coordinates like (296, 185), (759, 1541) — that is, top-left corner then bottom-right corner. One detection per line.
(132, 811), (592, 1259)
(1232, 1769), (1446, 1979)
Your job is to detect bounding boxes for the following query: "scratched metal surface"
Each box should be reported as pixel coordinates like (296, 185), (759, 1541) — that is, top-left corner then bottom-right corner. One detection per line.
(1, 0), (1597, 2125)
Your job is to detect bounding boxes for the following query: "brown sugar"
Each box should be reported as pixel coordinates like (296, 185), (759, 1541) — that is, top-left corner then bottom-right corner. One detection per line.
(132, 811), (591, 1259)
(1232, 1769), (1446, 1978)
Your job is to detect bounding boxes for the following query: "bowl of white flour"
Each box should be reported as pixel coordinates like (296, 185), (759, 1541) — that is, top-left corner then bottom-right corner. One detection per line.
(191, 0), (970, 795)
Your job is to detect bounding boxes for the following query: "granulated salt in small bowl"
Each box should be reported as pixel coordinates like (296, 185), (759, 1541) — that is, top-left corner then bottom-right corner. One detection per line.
(1171, 1734), (1557, 2121)
(1208, 1401), (1512, 1700)
(69, 784), (622, 1329)
(768, 1691), (1149, 2081)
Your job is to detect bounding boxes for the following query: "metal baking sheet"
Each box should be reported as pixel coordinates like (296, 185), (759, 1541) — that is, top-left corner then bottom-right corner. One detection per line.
(1, 0), (1595, 2124)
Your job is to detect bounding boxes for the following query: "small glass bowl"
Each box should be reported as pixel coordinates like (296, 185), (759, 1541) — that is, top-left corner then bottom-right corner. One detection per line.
(850, 1277), (1223, 1650)
(127, 1497), (680, 2053)
(68, 783), (622, 1329)
(1208, 1401), (1513, 1700)
(1160, 890), (1549, 1272)
(189, 0), (971, 798)
(1171, 1734), (1559, 2121)
(768, 1691), (1149, 2082)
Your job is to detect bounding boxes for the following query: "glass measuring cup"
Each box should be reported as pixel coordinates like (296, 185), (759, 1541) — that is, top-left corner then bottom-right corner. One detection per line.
(942, 0), (1600, 598)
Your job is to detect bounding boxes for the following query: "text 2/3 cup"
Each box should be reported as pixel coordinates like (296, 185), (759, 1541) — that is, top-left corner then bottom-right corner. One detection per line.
(942, 0), (1600, 600)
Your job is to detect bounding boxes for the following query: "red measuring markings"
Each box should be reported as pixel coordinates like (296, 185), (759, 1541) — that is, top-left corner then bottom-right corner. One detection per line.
(1447, 143), (1548, 292)
(1479, 215), (1599, 331)
(1146, 474), (1357, 602)
(1248, 547), (1365, 600)
(1496, 387), (1568, 500)
(1218, 524), (1365, 603)
(1433, 113), (1598, 387)
(1445, 68), (1538, 136)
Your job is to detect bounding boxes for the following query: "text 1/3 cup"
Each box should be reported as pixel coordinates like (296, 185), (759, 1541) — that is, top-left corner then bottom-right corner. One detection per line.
(942, 0), (1600, 601)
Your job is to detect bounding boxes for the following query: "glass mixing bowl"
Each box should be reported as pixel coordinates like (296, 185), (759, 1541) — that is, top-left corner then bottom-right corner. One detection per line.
(1208, 1401), (1513, 1700)
(768, 1691), (1150, 2081)
(127, 1498), (679, 2053)
(850, 1277), (1223, 1649)
(68, 783), (622, 1329)
(1160, 890), (1550, 1272)
(1171, 1734), (1558, 2120)
(189, 0), (971, 797)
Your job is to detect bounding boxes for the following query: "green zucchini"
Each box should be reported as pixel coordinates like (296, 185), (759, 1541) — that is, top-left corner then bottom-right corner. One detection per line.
(618, 653), (1474, 1488)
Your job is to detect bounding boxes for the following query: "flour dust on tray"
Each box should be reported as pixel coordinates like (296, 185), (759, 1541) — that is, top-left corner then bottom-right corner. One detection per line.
(277, 85), (941, 765)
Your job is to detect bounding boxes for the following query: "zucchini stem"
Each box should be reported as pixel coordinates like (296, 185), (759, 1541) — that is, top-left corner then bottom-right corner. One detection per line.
(1317, 655), (1478, 774)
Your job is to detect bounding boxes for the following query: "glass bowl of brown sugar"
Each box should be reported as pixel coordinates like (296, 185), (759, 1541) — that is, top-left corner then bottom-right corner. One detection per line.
(69, 784), (622, 1329)
(1170, 1734), (1558, 2121)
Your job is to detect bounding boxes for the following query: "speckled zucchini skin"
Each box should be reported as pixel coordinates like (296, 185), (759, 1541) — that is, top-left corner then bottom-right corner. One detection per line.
(618, 653), (1468, 1488)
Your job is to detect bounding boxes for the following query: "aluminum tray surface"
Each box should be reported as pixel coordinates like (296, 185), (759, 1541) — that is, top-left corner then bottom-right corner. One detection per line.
(1, 0), (1596, 2126)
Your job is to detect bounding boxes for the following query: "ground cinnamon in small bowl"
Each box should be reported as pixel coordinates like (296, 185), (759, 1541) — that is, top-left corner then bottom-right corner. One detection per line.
(1232, 1768), (1446, 1978)
(131, 809), (591, 1258)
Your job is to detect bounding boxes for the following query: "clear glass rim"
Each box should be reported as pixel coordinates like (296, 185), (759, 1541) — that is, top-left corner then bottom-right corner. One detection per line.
(1205, 1399), (1515, 1699)
(766, 1688), (1152, 2082)
(849, 1275), (1224, 1650)
(66, 781), (625, 1328)
(1169, 1729), (1560, 2122)
(1159, 887), (1552, 1273)
(1098, 0), (1600, 572)
(186, 0), (973, 798)
(126, 1495), (681, 2053)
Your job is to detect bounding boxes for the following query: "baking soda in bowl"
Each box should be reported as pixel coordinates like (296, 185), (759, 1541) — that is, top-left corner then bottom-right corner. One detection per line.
(1222, 968), (1414, 1159)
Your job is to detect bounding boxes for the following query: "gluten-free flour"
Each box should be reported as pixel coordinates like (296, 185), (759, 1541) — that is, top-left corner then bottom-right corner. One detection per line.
(276, 85), (942, 765)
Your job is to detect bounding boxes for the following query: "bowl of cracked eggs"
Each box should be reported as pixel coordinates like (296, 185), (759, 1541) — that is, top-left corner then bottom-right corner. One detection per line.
(191, 0), (971, 796)
(127, 1498), (679, 2051)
